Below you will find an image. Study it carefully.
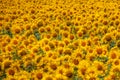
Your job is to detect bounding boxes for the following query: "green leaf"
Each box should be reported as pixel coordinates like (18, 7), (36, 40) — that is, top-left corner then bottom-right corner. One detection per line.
(6, 30), (13, 38)
(34, 29), (41, 40)
(94, 56), (108, 63)
(0, 50), (1, 54)
(11, 52), (21, 60)
(73, 67), (83, 80)
(0, 29), (13, 38)
(82, 34), (89, 39)
(0, 71), (6, 80)
(20, 62), (24, 70)
(37, 47), (45, 55)
(25, 63), (37, 72)
(98, 75), (104, 80)
(105, 63), (112, 76)
(82, 49), (87, 55)
(71, 26), (76, 34)
(115, 71), (120, 79)
(56, 34), (62, 40)
(73, 76), (79, 80)
(109, 41), (116, 49)
(74, 67), (78, 76)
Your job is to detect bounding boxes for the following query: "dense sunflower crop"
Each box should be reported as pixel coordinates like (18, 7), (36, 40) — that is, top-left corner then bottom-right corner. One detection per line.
(0, 0), (120, 80)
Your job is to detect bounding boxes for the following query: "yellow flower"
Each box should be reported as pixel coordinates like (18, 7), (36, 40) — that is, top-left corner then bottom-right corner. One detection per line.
(11, 60), (21, 72)
(5, 44), (13, 53)
(61, 10), (67, 16)
(39, 27), (45, 34)
(10, 38), (19, 47)
(1, 41), (8, 50)
(63, 38), (70, 46)
(11, 25), (22, 35)
(92, 61), (106, 75)
(31, 46), (39, 54)
(18, 49), (28, 57)
(58, 41), (65, 48)
(42, 74), (55, 80)
(24, 24), (31, 31)
(72, 47), (85, 59)
(86, 52), (96, 62)
(6, 68), (16, 76)
(31, 70), (43, 80)
(112, 59), (120, 67)
(64, 68), (74, 79)
(47, 62), (58, 73)
(102, 33), (113, 43)
(108, 71), (117, 80)
(45, 25), (52, 33)
(28, 35), (37, 44)
(107, 26), (116, 33)
(55, 74), (67, 80)
(68, 34), (75, 41)
(48, 41), (56, 50)
(1, 59), (12, 70)
(116, 40), (120, 48)
(78, 60), (90, 78)
(73, 20), (79, 26)
(95, 45), (108, 57)
(62, 31), (69, 39)
(80, 39), (87, 49)
(18, 75), (30, 80)
(63, 48), (72, 55)
(4, 75), (18, 80)
(109, 50), (119, 61)
(44, 33), (52, 40)
(111, 64), (120, 73)
(86, 66), (98, 79)
(43, 45), (50, 52)
(24, 30), (33, 37)
(71, 57), (80, 67)
(115, 32), (120, 41)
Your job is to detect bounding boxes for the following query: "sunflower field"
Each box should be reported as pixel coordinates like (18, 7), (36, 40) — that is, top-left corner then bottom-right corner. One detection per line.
(0, 0), (120, 80)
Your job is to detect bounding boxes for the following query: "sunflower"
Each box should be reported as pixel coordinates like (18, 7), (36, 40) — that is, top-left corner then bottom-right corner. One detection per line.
(4, 75), (18, 80)
(28, 35), (37, 44)
(115, 32), (120, 41)
(86, 53), (96, 63)
(24, 24), (31, 31)
(64, 68), (73, 79)
(58, 41), (65, 48)
(78, 60), (90, 78)
(31, 70), (43, 80)
(62, 31), (69, 39)
(71, 48), (84, 60)
(108, 71), (118, 80)
(77, 31), (83, 38)
(42, 74), (55, 80)
(18, 49), (28, 57)
(102, 33), (113, 43)
(116, 40), (120, 48)
(39, 27), (45, 34)
(18, 75), (30, 80)
(55, 74), (67, 80)
(11, 38), (19, 47)
(86, 66), (98, 80)
(6, 68), (16, 76)
(93, 61), (106, 75)
(11, 25), (22, 35)
(112, 59), (120, 67)
(95, 46), (106, 57)
(1, 59), (12, 70)
(109, 50), (119, 61)
(63, 48), (72, 56)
